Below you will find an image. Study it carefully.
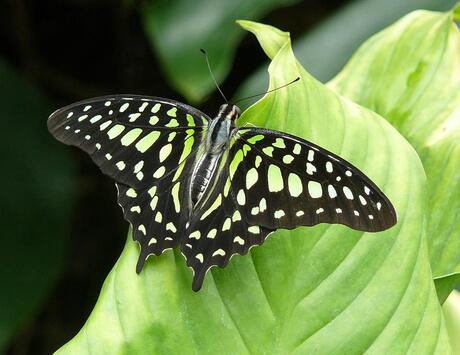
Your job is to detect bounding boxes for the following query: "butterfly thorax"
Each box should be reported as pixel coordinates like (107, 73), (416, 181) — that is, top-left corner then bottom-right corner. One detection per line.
(206, 104), (240, 153)
(190, 104), (240, 208)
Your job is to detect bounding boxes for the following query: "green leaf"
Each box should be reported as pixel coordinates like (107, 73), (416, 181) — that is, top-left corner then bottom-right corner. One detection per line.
(435, 274), (460, 304)
(236, 0), (456, 108)
(453, 1), (460, 19)
(236, 20), (289, 60)
(330, 7), (460, 298)
(57, 22), (450, 354)
(443, 290), (460, 353)
(141, 0), (299, 103)
(0, 59), (75, 351)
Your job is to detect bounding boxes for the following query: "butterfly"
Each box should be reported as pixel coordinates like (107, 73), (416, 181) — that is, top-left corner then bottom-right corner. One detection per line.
(47, 94), (397, 291)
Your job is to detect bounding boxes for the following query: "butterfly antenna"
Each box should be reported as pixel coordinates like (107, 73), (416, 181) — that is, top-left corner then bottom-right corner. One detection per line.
(200, 49), (228, 103)
(233, 77), (300, 105)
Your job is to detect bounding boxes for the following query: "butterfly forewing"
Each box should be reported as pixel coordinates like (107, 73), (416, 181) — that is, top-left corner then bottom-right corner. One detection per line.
(47, 95), (209, 267)
(227, 128), (397, 232)
(47, 95), (209, 188)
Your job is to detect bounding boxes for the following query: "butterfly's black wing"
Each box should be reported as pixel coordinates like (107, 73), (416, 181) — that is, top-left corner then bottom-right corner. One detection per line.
(182, 168), (275, 290)
(48, 95), (209, 269)
(182, 127), (396, 290)
(48, 95), (209, 189)
(232, 128), (397, 231)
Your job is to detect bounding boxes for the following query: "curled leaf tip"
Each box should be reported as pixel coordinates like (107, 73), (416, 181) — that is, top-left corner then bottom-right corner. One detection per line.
(236, 20), (290, 60)
(236, 19), (289, 38)
(453, 1), (460, 20)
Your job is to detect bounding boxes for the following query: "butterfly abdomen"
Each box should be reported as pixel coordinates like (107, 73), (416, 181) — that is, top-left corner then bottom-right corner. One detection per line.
(190, 152), (223, 207)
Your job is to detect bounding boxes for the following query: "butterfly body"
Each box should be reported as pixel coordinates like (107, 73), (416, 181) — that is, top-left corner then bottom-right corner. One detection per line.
(190, 104), (239, 208)
(48, 95), (396, 291)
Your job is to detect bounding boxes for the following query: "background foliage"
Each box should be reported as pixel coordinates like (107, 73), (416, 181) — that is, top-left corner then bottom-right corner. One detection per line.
(330, 7), (460, 303)
(0, 0), (458, 354)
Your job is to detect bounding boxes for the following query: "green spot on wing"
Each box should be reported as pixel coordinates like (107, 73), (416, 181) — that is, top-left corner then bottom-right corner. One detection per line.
(107, 124), (125, 139)
(159, 144), (173, 163)
(247, 134), (264, 144)
(173, 134), (195, 181)
(166, 119), (179, 127)
(223, 178), (231, 197)
(121, 128), (143, 146)
(288, 173), (303, 197)
(186, 114), (195, 127)
(167, 107), (177, 117)
(308, 181), (322, 198)
(135, 131), (161, 153)
(229, 149), (244, 180)
(262, 146), (274, 157)
(267, 164), (283, 192)
(200, 194), (222, 220)
(126, 188), (137, 198)
(272, 138), (286, 148)
(151, 103), (161, 113)
(246, 168), (258, 190)
(171, 182), (181, 213)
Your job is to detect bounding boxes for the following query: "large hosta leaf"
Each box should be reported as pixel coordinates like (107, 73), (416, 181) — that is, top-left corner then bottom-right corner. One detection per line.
(330, 6), (460, 301)
(141, 0), (299, 103)
(236, 0), (456, 108)
(56, 22), (450, 354)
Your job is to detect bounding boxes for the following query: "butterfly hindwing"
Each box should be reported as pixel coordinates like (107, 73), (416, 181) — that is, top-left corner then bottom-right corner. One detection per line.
(182, 162), (274, 291)
(228, 128), (397, 232)
(48, 95), (209, 263)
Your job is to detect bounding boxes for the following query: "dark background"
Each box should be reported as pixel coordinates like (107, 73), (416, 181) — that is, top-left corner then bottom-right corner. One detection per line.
(0, 0), (454, 354)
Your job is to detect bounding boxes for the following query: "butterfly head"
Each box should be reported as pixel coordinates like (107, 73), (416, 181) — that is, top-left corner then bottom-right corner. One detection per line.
(218, 104), (241, 123)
